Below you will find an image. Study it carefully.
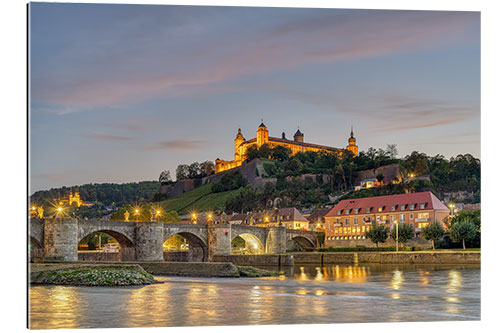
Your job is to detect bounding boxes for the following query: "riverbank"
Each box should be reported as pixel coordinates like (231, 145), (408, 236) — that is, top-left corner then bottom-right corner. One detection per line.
(213, 250), (480, 266)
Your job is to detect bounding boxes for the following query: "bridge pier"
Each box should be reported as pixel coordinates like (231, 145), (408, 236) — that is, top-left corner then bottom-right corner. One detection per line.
(208, 223), (231, 261)
(43, 217), (78, 261)
(265, 226), (287, 254)
(135, 222), (164, 261)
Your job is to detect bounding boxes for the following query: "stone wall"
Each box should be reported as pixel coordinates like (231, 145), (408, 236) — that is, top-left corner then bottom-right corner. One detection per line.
(325, 237), (432, 249)
(78, 252), (122, 261)
(43, 218), (78, 262)
(290, 251), (480, 265)
(212, 254), (294, 266)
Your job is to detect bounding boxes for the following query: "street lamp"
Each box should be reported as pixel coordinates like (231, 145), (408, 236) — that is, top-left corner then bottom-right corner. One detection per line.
(448, 203), (456, 217)
(134, 208), (140, 221)
(155, 209), (161, 221)
(191, 213), (197, 224)
(395, 220), (399, 252)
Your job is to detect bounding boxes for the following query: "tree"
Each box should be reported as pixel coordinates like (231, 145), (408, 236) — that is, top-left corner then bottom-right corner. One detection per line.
(271, 145), (292, 161)
(200, 161), (215, 177)
(188, 162), (201, 178)
(176, 164), (189, 180)
(449, 219), (476, 250)
(376, 173), (385, 183)
(366, 224), (389, 247)
(390, 223), (414, 248)
(159, 170), (172, 184)
(422, 221), (445, 250)
(386, 144), (398, 159)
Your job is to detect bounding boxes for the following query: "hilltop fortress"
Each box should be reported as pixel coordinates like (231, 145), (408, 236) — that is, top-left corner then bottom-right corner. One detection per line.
(215, 121), (358, 173)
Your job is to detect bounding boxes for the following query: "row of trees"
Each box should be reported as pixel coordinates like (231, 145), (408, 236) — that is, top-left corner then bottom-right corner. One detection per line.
(365, 209), (480, 250)
(30, 181), (160, 208)
(175, 161), (215, 180)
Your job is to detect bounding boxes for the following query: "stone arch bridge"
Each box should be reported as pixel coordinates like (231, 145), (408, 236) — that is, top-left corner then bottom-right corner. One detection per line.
(29, 218), (317, 262)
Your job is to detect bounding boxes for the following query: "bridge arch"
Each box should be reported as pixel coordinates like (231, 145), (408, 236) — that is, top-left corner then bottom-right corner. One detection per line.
(163, 231), (208, 262)
(78, 229), (136, 261)
(231, 233), (265, 254)
(287, 235), (316, 251)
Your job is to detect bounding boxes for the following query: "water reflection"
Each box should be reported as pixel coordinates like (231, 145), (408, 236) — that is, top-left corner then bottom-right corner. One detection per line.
(29, 264), (480, 329)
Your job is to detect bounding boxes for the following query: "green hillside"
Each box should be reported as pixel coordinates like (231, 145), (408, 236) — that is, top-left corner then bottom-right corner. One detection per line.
(159, 183), (243, 215)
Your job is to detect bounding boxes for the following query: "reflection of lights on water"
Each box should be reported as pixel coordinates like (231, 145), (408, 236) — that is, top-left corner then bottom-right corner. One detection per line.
(315, 290), (326, 296)
(299, 267), (308, 281)
(391, 270), (404, 290)
(315, 267), (325, 281)
(447, 270), (462, 292)
(445, 270), (462, 306)
(330, 265), (368, 283)
(391, 293), (400, 299)
(297, 289), (307, 295)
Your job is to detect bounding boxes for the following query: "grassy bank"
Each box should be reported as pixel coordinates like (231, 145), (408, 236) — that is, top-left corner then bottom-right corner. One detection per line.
(159, 184), (243, 215)
(30, 265), (156, 286)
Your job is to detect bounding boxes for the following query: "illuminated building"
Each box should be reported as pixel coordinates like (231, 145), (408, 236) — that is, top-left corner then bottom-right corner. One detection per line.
(215, 121), (358, 173)
(324, 191), (450, 243)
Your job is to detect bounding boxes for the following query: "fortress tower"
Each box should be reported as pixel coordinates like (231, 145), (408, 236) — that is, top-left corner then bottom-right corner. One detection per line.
(346, 126), (358, 156)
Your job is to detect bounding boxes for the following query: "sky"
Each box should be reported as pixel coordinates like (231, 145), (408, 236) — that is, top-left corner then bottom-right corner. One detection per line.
(29, 3), (480, 193)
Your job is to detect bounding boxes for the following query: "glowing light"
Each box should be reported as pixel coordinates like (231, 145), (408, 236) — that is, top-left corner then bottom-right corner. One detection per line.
(31, 206), (36, 211)
(57, 207), (63, 212)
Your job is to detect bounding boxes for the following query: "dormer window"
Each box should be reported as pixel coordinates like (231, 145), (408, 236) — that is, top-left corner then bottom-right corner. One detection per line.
(355, 208), (360, 214)
(401, 204), (406, 211)
(391, 205), (397, 211)
(345, 209), (351, 214)
(337, 210), (342, 215)
(366, 207), (372, 213)
(378, 206), (384, 212)
(410, 204), (415, 210)
(419, 202), (427, 209)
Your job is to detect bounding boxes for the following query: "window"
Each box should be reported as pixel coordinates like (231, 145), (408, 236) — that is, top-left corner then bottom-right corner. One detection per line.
(418, 212), (429, 219)
(391, 205), (397, 211)
(390, 215), (395, 222)
(357, 227), (361, 234)
(355, 208), (360, 214)
(401, 205), (406, 211)
(362, 226), (365, 233)
(410, 213), (414, 219)
(366, 207), (372, 213)
(409, 223), (414, 229)
(400, 214), (406, 222)
(335, 228), (338, 234)
(345, 209), (351, 214)
(345, 218), (349, 226)
(366, 226), (370, 232)
(337, 210), (342, 215)
(376, 216), (380, 222)
(410, 204), (415, 210)
(354, 217), (359, 225)
(420, 203), (426, 209)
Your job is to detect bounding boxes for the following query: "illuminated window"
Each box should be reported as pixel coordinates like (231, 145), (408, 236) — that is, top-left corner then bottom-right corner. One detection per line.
(378, 207), (383, 212)
(357, 227), (360, 234)
(390, 215), (395, 222)
(337, 210), (342, 215)
(401, 205), (406, 211)
(376, 216), (380, 222)
(335, 228), (338, 234)
(418, 213), (429, 219)
(400, 214), (406, 222)
(362, 226), (365, 233)
(355, 208), (360, 214)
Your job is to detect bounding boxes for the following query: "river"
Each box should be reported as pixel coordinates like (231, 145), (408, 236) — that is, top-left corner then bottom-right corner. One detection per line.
(29, 264), (480, 329)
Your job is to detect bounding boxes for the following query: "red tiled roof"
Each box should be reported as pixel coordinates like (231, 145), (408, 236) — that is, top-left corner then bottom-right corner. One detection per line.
(325, 192), (449, 217)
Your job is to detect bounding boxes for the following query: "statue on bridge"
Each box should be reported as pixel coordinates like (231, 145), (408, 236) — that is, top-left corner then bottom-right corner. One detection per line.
(124, 210), (129, 222)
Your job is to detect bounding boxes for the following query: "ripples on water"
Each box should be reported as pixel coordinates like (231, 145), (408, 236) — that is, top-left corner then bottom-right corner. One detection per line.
(29, 264), (480, 329)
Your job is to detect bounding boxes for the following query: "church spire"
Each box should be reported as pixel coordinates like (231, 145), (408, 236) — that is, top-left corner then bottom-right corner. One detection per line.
(350, 125), (354, 138)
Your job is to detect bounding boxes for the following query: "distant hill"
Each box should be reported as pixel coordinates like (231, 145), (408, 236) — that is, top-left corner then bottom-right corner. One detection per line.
(30, 181), (160, 207)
